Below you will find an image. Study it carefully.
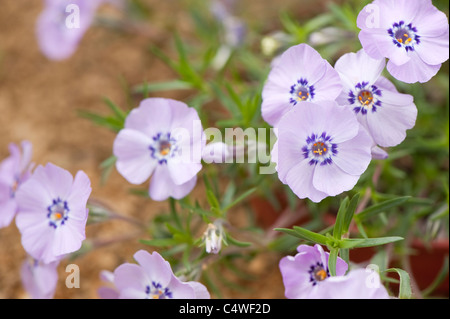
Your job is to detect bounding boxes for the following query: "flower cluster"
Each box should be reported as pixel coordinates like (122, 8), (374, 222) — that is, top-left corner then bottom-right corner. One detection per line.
(1, 0), (447, 301)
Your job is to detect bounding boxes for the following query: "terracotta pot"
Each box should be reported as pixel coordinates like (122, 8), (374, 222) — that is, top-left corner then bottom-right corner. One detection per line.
(249, 191), (310, 230)
(408, 238), (449, 297)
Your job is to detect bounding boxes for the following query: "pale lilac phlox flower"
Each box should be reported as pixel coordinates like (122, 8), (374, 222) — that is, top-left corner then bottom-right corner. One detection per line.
(113, 250), (210, 299)
(335, 49), (417, 148)
(36, 0), (105, 61)
(279, 244), (348, 299)
(20, 255), (59, 299)
(113, 98), (206, 201)
(279, 244), (390, 299)
(272, 100), (373, 203)
(357, 0), (449, 83)
(98, 270), (119, 299)
(316, 268), (390, 299)
(15, 163), (91, 264)
(0, 141), (33, 228)
(261, 43), (343, 126)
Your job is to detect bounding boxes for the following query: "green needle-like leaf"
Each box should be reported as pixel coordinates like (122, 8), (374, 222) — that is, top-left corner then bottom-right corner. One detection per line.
(355, 196), (411, 222)
(385, 268), (412, 299)
(339, 236), (403, 249)
(275, 226), (329, 245)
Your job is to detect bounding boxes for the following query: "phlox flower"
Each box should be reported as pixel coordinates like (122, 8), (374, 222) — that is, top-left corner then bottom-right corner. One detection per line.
(97, 270), (119, 299)
(279, 244), (390, 299)
(335, 49), (417, 148)
(36, 0), (105, 61)
(20, 256), (59, 299)
(15, 163), (91, 264)
(0, 141), (33, 228)
(113, 98), (206, 201)
(279, 244), (348, 299)
(261, 43), (342, 126)
(357, 0), (449, 83)
(272, 100), (373, 203)
(112, 250), (210, 299)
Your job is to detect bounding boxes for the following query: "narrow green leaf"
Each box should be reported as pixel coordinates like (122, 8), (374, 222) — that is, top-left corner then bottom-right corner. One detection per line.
(340, 248), (349, 268)
(206, 190), (221, 210)
(169, 198), (182, 230)
(339, 236), (403, 249)
(210, 82), (242, 119)
(333, 197), (349, 240)
(225, 233), (252, 248)
(343, 193), (360, 233)
(275, 226), (329, 245)
(133, 80), (194, 93)
(385, 268), (412, 299)
(139, 238), (178, 247)
(99, 155), (117, 185)
(77, 110), (123, 132)
(222, 188), (257, 212)
(355, 196), (411, 222)
(328, 248), (339, 276)
(355, 220), (369, 238)
(103, 97), (126, 121)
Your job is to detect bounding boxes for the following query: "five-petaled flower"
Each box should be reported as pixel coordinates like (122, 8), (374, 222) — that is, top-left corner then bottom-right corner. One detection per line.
(261, 43), (343, 126)
(113, 98), (206, 201)
(272, 100), (373, 203)
(279, 244), (390, 299)
(357, 0), (449, 83)
(335, 49), (417, 147)
(36, 0), (105, 60)
(15, 163), (91, 264)
(110, 250), (210, 299)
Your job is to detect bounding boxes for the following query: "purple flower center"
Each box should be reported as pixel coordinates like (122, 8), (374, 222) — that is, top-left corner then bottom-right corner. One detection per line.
(302, 132), (337, 166)
(47, 198), (69, 229)
(289, 78), (315, 105)
(149, 132), (178, 165)
(388, 21), (420, 52)
(348, 82), (382, 115)
(308, 262), (330, 286)
(145, 281), (173, 299)
(9, 176), (20, 198)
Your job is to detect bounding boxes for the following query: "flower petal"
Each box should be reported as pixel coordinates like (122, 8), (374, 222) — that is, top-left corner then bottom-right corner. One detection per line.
(284, 159), (329, 203)
(313, 162), (360, 197)
(415, 29), (449, 66)
(114, 129), (156, 185)
(359, 29), (410, 66)
(124, 98), (173, 138)
(332, 127), (372, 176)
(387, 51), (441, 83)
(114, 263), (148, 293)
(335, 50), (386, 88)
(148, 166), (197, 201)
(133, 250), (173, 287)
(367, 94), (417, 147)
(67, 170), (91, 218)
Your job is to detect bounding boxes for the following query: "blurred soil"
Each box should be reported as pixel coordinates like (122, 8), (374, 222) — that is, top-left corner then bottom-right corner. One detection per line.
(0, 0), (330, 299)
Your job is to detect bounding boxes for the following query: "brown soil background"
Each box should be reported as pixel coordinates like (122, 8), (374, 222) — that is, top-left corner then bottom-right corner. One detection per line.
(0, 0), (335, 299)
